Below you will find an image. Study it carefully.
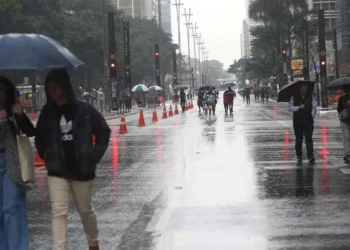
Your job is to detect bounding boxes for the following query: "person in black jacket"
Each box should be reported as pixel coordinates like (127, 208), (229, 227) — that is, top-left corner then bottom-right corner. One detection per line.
(180, 89), (186, 112)
(0, 77), (35, 250)
(337, 85), (350, 163)
(288, 82), (317, 163)
(35, 69), (110, 250)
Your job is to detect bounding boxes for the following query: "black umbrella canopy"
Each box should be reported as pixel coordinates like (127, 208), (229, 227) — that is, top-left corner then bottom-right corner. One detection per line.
(277, 80), (315, 102)
(327, 77), (350, 90)
(174, 85), (189, 90)
(199, 85), (216, 91)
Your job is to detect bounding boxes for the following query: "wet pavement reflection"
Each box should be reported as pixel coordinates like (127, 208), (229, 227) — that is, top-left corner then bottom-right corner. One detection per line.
(27, 95), (350, 249)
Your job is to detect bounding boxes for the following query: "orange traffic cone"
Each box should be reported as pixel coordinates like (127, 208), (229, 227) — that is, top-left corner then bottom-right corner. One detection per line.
(174, 104), (179, 115)
(34, 151), (45, 167)
(169, 105), (174, 117)
(138, 110), (146, 127)
(31, 107), (35, 121)
(119, 114), (128, 134)
(152, 109), (158, 123)
(162, 105), (168, 119)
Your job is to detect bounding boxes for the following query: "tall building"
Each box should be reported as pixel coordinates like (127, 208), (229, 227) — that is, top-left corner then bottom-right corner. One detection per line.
(241, 0), (260, 58)
(336, 0), (350, 63)
(159, 0), (172, 35)
(111, 0), (159, 20)
(310, 0), (339, 30)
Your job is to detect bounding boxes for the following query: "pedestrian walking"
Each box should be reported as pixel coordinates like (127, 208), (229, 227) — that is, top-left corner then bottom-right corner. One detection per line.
(224, 87), (235, 115)
(35, 69), (111, 250)
(197, 90), (204, 113)
(288, 82), (317, 163)
(245, 88), (250, 104)
(0, 77), (35, 250)
(337, 86), (350, 163)
(180, 89), (186, 112)
(82, 88), (93, 103)
(97, 88), (105, 113)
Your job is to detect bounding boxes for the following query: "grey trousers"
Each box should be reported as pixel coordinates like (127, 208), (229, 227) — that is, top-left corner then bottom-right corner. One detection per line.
(340, 121), (350, 156)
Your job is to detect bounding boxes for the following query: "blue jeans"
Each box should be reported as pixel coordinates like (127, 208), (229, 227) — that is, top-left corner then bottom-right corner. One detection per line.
(0, 152), (28, 250)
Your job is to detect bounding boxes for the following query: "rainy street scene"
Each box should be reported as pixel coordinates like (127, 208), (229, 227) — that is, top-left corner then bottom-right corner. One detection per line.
(2, 0), (350, 250)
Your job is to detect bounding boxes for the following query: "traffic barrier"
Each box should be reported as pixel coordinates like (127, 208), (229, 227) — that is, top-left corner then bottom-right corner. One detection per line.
(119, 114), (128, 134)
(162, 105), (168, 119)
(169, 105), (174, 117)
(174, 104), (179, 115)
(138, 110), (146, 127)
(34, 151), (45, 167)
(152, 109), (158, 123)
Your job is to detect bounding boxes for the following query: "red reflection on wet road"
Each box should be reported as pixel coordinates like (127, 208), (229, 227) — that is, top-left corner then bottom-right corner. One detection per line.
(320, 125), (328, 161)
(283, 127), (289, 160)
(273, 104), (278, 120)
(111, 127), (119, 199)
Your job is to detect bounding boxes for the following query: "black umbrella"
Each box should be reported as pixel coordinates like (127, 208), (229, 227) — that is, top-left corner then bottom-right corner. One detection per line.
(277, 80), (315, 102)
(174, 85), (189, 90)
(327, 77), (350, 90)
(199, 85), (216, 91)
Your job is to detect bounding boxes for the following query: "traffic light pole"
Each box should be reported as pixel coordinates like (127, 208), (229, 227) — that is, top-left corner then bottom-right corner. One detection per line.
(123, 22), (131, 100)
(155, 44), (161, 87)
(303, 20), (310, 81)
(333, 28), (340, 79)
(173, 50), (177, 86)
(107, 12), (117, 112)
(318, 9), (328, 108)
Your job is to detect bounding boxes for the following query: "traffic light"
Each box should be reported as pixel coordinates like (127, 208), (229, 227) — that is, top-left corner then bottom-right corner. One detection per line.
(282, 49), (286, 55)
(321, 60), (326, 66)
(155, 44), (160, 86)
(109, 53), (117, 78)
(332, 40), (336, 50)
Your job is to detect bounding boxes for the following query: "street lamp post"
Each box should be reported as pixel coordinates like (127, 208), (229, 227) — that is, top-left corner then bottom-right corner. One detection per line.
(197, 35), (203, 87)
(191, 23), (198, 87)
(183, 8), (193, 88)
(173, 0), (184, 84)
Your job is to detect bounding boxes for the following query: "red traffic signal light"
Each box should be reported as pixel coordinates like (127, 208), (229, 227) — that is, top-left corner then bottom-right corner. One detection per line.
(110, 63), (116, 68)
(321, 61), (326, 66)
(282, 50), (286, 55)
(155, 52), (159, 56)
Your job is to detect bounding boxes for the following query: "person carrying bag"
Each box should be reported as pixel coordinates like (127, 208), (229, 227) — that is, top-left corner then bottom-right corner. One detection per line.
(0, 77), (35, 250)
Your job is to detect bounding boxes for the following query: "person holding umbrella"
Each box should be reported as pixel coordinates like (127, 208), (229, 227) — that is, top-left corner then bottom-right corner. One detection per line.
(288, 82), (317, 163)
(0, 77), (35, 250)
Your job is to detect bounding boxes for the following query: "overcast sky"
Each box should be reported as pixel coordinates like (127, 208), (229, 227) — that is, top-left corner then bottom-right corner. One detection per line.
(171, 0), (246, 69)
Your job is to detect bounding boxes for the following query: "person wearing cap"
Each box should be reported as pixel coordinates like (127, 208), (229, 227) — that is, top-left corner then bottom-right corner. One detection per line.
(288, 82), (317, 163)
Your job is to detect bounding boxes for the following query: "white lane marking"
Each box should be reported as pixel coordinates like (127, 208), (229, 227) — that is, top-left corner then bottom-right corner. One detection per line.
(339, 168), (350, 175)
(264, 165), (338, 170)
(153, 188), (183, 231)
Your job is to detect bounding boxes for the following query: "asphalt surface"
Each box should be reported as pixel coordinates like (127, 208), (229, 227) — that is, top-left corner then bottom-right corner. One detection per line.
(27, 93), (350, 250)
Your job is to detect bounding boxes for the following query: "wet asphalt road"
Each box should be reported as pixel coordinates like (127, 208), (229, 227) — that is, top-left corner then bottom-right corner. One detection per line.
(27, 94), (350, 250)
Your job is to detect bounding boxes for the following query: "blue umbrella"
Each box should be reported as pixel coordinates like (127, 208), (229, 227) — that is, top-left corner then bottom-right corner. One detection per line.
(0, 33), (83, 71)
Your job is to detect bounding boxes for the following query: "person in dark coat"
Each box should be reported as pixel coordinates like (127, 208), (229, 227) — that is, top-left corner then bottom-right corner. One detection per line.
(180, 89), (186, 112)
(288, 82), (317, 163)
(35, 69), (110, 250)
(337, 85), (350, 163)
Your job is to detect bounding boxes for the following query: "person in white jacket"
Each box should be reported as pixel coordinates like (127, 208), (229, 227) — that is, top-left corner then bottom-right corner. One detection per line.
(97, 88), (105, 113)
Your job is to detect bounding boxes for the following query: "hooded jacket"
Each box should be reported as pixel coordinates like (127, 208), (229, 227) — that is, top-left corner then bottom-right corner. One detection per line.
(35, 70), (111, 181)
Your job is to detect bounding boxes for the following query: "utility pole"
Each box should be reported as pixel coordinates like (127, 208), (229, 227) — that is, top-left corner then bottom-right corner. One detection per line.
(318, 9), (328, 108)
(333, 28), (340, 79)
(191, 23), (198, 87)
(201, 46), (206, 85)
(173, 0), (184, 84)
(197, 35), (203, 87)
(205, 51), (209, 85)
(102, 0), (108, 95)
(183, 8), (193, 87)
